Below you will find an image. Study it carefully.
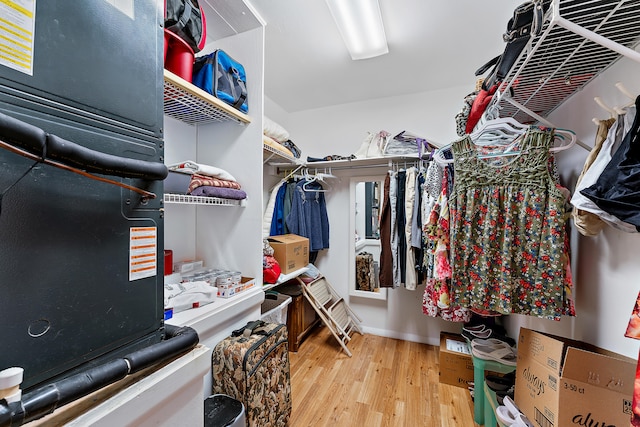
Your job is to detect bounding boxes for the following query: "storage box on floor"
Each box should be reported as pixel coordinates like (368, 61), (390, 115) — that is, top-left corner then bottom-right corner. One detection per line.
(515, 328), (635, 427)
(267, 234), (309, 274)
(439, 332), (474, 388)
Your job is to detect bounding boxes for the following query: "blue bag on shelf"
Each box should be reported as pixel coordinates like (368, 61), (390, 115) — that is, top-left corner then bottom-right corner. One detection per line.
(192, 49), (248, 113)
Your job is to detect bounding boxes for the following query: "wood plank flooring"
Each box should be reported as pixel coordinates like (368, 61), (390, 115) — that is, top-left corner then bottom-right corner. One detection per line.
(289, 325), (477, 427)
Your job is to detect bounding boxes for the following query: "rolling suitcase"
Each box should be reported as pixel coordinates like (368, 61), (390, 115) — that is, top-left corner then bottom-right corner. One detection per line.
(211, 320), (291, 426)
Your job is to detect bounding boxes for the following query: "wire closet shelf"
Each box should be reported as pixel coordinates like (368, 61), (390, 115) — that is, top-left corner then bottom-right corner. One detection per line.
(495, 0), (640, 126)
(163, 70), (251, 126)
(163, 193), (246, 207)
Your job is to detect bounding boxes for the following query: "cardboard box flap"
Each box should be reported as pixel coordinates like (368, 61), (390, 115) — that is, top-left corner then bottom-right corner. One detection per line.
(268, 234), (308, 244)
(561, 347), (635, 394)
(518, 328), (566, 376)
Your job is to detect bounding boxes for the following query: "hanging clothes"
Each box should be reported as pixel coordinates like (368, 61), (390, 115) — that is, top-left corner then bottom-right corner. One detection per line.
(422, 166), (471, 323)
(625, 293), (640, 426)
(389, 170), (400, 288)
(581, 96), (640, 229)
(411, 168), (426, 280)
(286, 179), (330, 252)
(570, 106), (637, 233)
(448, 128), (573, 320)
(404, 167), (418, 290)
(283, 180), (296, 234)
(570, 117), (616, 236)
(378, 172), (394, 288)
(269, 182), (288, 236)
(263, 180), (286, 238)
(421, 160), (443, 281)
(395, 170), (407, 286)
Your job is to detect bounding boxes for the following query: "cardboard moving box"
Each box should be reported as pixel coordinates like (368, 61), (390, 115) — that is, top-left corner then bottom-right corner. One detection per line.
(515, 328), (635, 427)
(268, 234), (309, 274)
(439, 332), (474, 388)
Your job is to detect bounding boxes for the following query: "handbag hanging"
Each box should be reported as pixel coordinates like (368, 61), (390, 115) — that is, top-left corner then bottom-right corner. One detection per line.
(475, 0), (551, 91)
(165, 0), (206, 53)
(192, 49), (249, 113)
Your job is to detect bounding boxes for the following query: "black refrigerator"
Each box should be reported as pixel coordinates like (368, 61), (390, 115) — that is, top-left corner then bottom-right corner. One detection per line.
(0, 0), (166, 391)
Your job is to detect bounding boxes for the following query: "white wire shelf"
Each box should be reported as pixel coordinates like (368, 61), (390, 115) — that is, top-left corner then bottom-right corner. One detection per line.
(496, 0), (640, 124)
(164, 193), (247, 207)
(163, 70), (251, 126)
(263, 143), (301, 164)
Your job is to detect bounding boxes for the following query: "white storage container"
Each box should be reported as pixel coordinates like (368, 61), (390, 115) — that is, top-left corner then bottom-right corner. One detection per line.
(260, 292), (292, 324)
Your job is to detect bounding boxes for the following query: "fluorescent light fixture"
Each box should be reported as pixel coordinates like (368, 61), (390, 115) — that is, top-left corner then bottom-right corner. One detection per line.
(325, 0), (388, 60)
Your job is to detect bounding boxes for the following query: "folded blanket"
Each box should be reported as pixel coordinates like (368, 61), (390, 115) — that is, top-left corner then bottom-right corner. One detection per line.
(189, 174), (242, 193)
(168, 160), (236, 182)
(263, 116), (290, 143)
(190, 186), (247, 200)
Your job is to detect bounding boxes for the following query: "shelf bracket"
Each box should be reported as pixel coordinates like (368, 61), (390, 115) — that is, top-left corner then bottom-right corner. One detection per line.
(503, 97), (592, 151)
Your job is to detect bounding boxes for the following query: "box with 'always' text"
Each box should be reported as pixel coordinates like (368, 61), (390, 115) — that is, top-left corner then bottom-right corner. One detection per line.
(515, 328), (635, 427)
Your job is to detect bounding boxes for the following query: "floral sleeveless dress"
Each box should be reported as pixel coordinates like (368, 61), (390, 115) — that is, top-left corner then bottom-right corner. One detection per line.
(449, 128), (573, 320)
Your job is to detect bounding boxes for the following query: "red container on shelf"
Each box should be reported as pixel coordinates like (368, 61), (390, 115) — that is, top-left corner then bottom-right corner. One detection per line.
(164, 29), (195, 82)
(164, 250), (173, 276)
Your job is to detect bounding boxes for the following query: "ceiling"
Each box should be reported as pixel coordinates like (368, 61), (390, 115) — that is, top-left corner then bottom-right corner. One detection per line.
(248, 0), (521, 113)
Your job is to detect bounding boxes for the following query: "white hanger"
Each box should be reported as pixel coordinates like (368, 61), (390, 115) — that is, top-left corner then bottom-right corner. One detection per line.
(433, 127), (576, 165)
(594, 96), (625, 116)
(593, 95), (627, 124)
(470, 116), (530, 147)
(302, 169), (332, 192)
(615, 82), (636, 107)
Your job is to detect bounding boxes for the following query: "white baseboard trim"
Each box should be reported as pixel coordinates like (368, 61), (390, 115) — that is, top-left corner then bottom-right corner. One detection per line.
(361, 326), (440, 347)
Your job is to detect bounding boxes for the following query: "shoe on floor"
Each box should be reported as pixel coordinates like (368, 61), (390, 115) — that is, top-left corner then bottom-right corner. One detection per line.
(471, 343), (517, 366)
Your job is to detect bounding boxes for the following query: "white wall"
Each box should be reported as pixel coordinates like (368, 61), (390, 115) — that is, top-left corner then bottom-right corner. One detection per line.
(504, 53), (640, 359)
(265, 55), (640, 357)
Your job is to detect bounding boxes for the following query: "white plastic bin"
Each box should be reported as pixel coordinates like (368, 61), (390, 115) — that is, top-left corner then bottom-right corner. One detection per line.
(260, 292), (292, 324)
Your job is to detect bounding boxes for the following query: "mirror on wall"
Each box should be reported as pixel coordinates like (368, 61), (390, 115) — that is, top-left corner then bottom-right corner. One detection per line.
(349, 176), (387, 300)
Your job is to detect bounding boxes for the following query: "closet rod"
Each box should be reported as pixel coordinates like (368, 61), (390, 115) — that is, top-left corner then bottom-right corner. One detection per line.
(503, 97), (592, 151)
(277, 161), (422, 175)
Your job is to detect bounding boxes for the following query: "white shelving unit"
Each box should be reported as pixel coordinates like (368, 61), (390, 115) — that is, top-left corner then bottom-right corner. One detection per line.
(164, 69), (251, 125)
(162, 0), (267, 404)
(263, 141), (301, 164)
(494, 0), (640, 131)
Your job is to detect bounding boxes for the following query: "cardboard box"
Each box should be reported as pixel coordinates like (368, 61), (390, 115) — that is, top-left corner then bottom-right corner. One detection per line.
(267, 234), (309, 274)
(439, 332), (474, 388)
(173, 259), (203, 274)
(217, 277), (255, 298)
(515, 328), (635, 427)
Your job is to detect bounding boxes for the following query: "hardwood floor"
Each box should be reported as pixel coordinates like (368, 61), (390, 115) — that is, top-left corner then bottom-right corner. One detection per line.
(289, 325), (477, 427)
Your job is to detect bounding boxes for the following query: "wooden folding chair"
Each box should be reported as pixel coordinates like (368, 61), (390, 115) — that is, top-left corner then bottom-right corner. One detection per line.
(298, 275), (363, 357)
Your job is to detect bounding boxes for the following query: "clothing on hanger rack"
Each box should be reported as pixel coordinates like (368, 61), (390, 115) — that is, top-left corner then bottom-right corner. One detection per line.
(433, 124), (577, 165)
(447, 127), (575, 319)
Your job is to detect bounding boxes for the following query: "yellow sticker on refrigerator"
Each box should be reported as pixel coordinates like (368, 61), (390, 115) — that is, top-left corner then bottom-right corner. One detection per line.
(129, 226), (157, 281)
(0, 0), (35, 75)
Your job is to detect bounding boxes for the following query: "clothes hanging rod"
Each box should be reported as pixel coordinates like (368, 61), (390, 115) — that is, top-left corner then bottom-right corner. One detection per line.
(276, 159), (424, 175)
